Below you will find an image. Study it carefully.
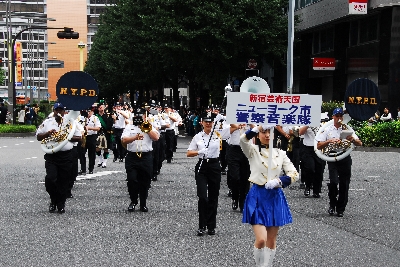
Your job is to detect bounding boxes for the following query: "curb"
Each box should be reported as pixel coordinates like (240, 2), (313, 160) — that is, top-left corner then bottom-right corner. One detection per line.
(0, 132), (36, 138)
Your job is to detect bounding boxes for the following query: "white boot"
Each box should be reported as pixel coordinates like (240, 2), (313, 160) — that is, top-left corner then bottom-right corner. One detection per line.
(263, 247), (276, 267)
(97, 155), (103, 167)
(253, 247), (265, 267)
(102, 158), (107, 168)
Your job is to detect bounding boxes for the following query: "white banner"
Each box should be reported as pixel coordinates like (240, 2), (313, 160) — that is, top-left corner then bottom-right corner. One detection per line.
(226, 92), (322, 127)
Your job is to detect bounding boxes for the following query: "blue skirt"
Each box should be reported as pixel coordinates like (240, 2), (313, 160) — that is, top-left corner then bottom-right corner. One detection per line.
(242, 184), (293, 227)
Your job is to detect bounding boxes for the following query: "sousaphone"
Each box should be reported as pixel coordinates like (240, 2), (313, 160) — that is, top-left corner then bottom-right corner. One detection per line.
(41, 71), (99, 154)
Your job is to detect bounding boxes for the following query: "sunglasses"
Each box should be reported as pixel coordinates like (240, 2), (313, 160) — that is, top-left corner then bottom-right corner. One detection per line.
(334, 114), (343, 117)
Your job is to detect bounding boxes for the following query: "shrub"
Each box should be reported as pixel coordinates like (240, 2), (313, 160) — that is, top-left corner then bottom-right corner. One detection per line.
(356, 120), (400, 147)
(0, 124), (36, 133)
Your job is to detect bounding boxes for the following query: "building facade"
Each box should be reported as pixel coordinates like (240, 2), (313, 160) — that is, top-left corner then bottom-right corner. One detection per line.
(0, 0), (115, 103)
(293, 0), (400, 116)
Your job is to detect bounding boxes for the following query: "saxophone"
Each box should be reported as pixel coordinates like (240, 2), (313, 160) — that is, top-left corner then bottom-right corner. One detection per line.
(287, 126), (299, 152)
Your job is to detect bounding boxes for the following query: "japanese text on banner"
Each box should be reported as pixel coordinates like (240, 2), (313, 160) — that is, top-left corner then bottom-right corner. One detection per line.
(226, 92), (322, 127)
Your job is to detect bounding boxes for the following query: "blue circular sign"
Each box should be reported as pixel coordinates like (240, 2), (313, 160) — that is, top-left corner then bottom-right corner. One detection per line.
(56, 71), (98, 110)
(344, 78), (381, 121)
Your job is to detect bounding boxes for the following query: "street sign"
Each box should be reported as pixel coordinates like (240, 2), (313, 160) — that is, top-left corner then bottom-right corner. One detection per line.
(247, 59), (257, 69)
(46, 93), (50, 98)
(32, 86), (37, 92)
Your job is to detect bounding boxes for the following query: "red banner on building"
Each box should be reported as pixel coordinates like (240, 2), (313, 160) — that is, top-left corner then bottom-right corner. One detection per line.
(312, 58), (335, 70)
(349, 0), (367, 15)
(15, 42), (22, 83)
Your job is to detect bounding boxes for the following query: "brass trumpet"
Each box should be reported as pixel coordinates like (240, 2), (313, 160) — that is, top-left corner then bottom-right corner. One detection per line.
(140, 120), (152, 133)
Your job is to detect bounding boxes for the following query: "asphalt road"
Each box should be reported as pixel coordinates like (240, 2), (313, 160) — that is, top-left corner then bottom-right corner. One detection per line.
(0, 135), (399, 267)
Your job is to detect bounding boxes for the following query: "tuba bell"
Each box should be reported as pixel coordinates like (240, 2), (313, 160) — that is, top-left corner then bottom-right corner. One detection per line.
(313, 114), (355, 162)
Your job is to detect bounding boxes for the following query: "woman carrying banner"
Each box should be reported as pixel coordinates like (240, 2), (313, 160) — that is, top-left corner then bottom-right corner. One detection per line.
(240, 124), (299, 267)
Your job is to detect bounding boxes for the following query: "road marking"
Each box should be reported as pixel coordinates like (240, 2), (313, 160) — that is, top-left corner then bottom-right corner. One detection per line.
(76, 170), (123, 180)
(39, 171), (123, 184)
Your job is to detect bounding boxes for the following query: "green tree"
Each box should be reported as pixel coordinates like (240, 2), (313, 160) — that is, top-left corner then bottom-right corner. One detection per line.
(85, 0), (290, 108)
(0, 67), (5, 86)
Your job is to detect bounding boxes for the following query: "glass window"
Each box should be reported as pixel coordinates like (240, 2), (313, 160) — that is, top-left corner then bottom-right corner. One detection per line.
(350, 21), (358, 46)
(359, 16), (378, 43)
(313, 32), (320, 54)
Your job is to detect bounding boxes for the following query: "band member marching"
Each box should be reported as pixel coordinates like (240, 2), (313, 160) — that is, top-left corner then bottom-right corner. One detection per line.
(85, 107), (101, 174)
(95, 102), (114, 168)
(187, 113), (230, 236)
(36, 102), (82, 213)
(112, 103), (129, 162)
(121, 108), (160, 212)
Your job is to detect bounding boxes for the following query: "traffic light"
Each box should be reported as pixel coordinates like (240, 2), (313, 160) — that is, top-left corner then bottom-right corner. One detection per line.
(57, 27), (79, 39)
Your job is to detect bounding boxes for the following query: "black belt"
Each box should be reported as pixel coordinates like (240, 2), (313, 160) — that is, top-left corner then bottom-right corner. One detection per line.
(128, 151), (152, 154)
(198, 158), (219, 163)
(166, 129), (174, 131)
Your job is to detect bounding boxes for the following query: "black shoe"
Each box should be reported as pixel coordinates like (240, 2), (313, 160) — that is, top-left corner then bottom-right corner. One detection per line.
(299, 182), (305, 189)
(232, 200), (238, 210)
(49, 203), (56, 213)
(197, 228), (206, 236)
(312, 193), (320, 198)
(140, 206), (148, 212)
(208, 229), (215, 235)
(128, 202), (136, 212)
(113, 158), (117, 162)
(227, 190), (232, 197)
(337, 212), (344, 217)
(81, 172), (86, 176)
(119, 158), (123, 162)
(88, 171), (93, 174)
(152, 175), (157, 181)
(97, 163), (102, 167)
(58, 208), (65, 214)
(78, 170), (83, 175)
(328, 207), (335, 216)
(102, 165), (106, 168)
(304, 187), (310, 196)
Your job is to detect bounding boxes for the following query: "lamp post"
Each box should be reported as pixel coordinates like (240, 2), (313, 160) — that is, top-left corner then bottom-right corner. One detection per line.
(77, 41), (86, 71)
(10, 26), (72, 124)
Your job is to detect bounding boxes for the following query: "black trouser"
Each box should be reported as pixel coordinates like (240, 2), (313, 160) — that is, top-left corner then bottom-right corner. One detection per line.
(69, 146), (79, 193)
(125, 151), (153, 207)
(86, 134), (97, 172)
(301, 145), (326, 194)
(77, 140), (87, 172)
(113, 128), (126, 160)
(165, 130), (175, 160)
(44, 150), (73, 209)
(152, 139), (160, 175)
(173, 133), (178, 152)
(287, 138), (300, 172)
(226, 145), (250, 210)
(327, 155), (352, 213)
(195, 158), (221, 230)
(219, 140), (228, 171)
(158, 132), (166, 170)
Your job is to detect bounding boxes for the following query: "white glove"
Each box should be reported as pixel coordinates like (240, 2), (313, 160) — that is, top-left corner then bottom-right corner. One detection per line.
(198, 148), (209, 158)
(261, 125), (274, 131)
(215, 114), (224, 122)
(264, 179), (281, 189)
